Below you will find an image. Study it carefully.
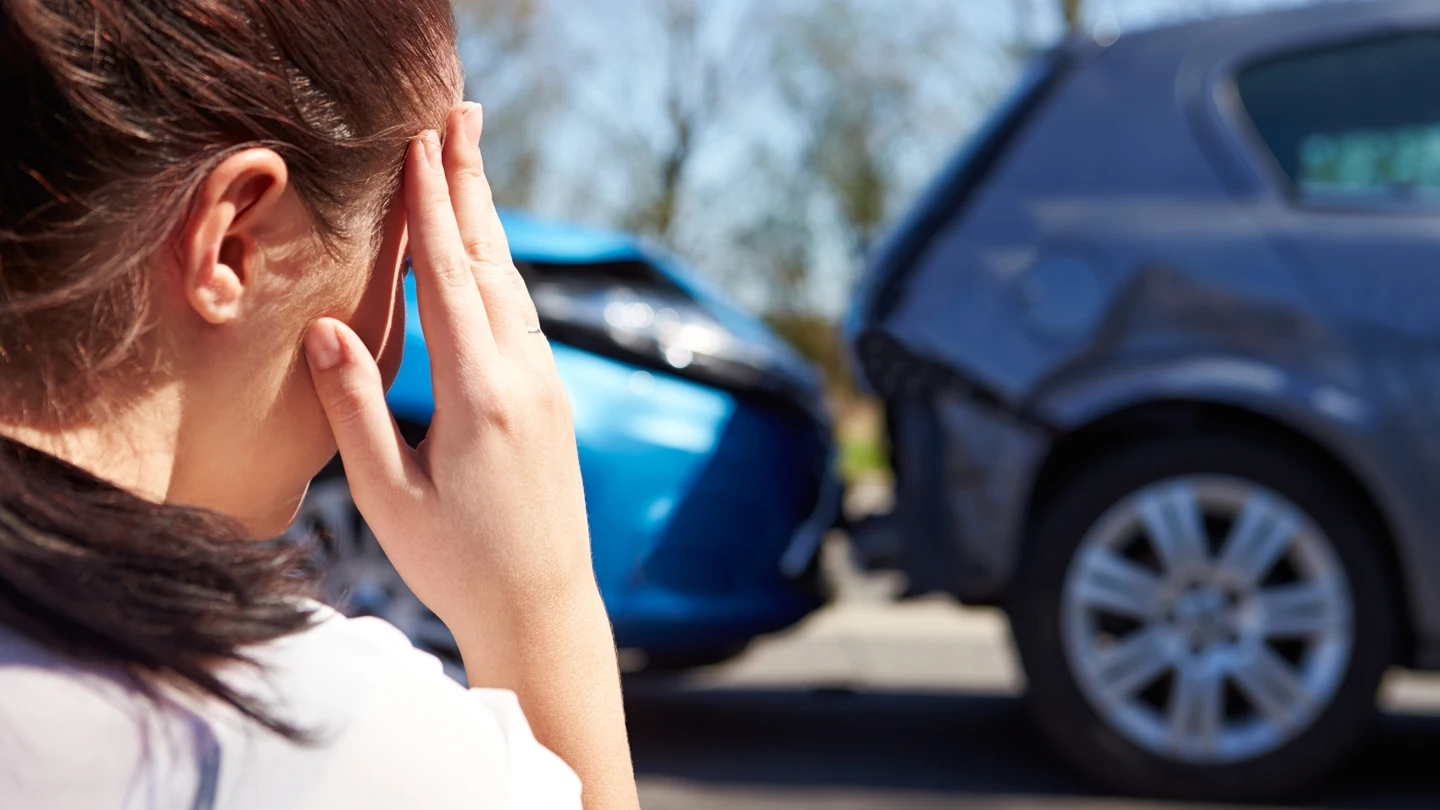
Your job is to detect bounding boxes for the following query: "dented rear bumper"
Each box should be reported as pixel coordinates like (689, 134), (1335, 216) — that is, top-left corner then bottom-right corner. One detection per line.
(849, 333), (1050, 604)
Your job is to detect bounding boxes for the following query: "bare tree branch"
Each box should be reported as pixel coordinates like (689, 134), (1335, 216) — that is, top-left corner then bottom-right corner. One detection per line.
(615, 0), (737, 245)
(769, 0), (976, 261)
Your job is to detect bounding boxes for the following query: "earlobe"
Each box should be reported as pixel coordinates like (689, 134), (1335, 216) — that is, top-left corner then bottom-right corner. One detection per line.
(191, 236), (248, 324)
(178, 149), (290, 326)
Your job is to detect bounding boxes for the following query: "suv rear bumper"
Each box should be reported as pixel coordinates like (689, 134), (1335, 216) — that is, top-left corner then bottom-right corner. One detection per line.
(853, 386), (1049, 604)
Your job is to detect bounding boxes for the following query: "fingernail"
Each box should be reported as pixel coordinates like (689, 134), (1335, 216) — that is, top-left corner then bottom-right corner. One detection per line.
(305, 322), (342, 371)
(463, 103), (484, 145)
(422, 130), (442, 169)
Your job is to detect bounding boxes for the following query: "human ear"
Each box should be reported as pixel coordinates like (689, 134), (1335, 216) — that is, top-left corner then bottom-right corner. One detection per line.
(177, 149), (289, 325)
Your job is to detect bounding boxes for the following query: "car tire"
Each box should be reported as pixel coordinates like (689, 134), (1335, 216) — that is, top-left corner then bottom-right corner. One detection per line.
(1009, 434), (1398, 801)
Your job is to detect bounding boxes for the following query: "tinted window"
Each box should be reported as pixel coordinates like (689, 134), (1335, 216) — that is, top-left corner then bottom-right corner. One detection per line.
(1238, 33), (1440, 200)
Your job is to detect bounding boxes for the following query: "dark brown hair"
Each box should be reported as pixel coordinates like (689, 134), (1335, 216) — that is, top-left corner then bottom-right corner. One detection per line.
(0, 0), (458, 735)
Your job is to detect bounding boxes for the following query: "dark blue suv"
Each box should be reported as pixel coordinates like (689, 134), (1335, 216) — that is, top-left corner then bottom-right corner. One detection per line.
(851, 0), (1440, 799)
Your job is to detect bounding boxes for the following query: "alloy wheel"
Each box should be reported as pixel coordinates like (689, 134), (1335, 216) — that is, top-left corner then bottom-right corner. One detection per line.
(1060, 475), (1354, 765)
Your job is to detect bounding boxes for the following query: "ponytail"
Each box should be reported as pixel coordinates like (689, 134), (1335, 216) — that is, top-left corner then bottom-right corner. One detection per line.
(0, 437), (318, 738)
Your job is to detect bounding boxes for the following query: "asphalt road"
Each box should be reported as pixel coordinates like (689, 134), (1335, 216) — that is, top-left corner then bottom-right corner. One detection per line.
(624, 559), (1440, 810)
(627, 680), (1440, 810)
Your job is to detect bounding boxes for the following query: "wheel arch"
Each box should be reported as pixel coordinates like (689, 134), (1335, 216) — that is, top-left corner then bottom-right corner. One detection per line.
(1022, 398), (1416, 666)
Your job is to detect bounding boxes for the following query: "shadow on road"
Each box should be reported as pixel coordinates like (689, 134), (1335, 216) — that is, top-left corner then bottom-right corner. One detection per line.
(624, 678), (1440, 808)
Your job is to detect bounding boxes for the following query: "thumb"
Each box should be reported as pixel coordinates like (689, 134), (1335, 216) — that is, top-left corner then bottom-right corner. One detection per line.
(304, 318), (418, 505)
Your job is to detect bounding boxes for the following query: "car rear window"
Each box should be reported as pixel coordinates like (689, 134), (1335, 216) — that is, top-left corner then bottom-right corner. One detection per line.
(1237, 32), (1440, 201)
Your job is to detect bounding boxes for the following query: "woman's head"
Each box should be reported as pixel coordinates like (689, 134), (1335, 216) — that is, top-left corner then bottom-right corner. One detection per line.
(1, 0), (461, 533)
(0, 0), (464, 738)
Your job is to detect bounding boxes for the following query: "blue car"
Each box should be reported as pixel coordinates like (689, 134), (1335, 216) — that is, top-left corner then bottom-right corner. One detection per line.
(290, 211), (837, 679)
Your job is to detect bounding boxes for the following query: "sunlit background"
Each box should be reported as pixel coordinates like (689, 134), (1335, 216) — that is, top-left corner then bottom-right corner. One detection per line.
(285, 3), (1440, 807)
(454, 0), (1337, 481)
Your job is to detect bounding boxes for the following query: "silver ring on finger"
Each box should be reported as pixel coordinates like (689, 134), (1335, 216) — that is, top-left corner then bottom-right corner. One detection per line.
(526, 326), (543, 334)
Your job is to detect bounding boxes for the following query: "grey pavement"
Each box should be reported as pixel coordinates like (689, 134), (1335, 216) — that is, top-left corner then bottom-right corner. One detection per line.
(626, 541), (1440, 810)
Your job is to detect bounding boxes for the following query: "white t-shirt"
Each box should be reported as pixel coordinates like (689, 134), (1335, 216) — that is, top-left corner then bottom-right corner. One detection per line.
(0, 605), (582, 809)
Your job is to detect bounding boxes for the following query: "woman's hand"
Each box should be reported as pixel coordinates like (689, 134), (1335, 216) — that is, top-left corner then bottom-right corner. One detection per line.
(303, 103), (639, 810)
(305, 103), (590, 626)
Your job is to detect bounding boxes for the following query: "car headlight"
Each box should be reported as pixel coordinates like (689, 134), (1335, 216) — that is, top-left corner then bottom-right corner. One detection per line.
(521, 260), (826, 420)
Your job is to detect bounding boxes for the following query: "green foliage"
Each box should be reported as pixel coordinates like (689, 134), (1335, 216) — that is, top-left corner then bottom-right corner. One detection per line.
(1299, 126), (1440, 193)
(838, 426), (889, 482)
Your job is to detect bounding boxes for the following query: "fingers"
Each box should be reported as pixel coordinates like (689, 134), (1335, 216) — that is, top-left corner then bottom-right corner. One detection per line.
(304, 319), (421, 504)
(444, 104), (510, 272)
(404, 131), (497, 400)
(441, 103), (542, 349)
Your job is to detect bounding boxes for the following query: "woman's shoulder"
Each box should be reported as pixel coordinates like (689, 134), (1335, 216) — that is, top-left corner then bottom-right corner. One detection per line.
(246, 600), (434, 683)
(215, 603), (582, 810)
(0, 624), (207, 809)
(0, 608), (581, 810)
